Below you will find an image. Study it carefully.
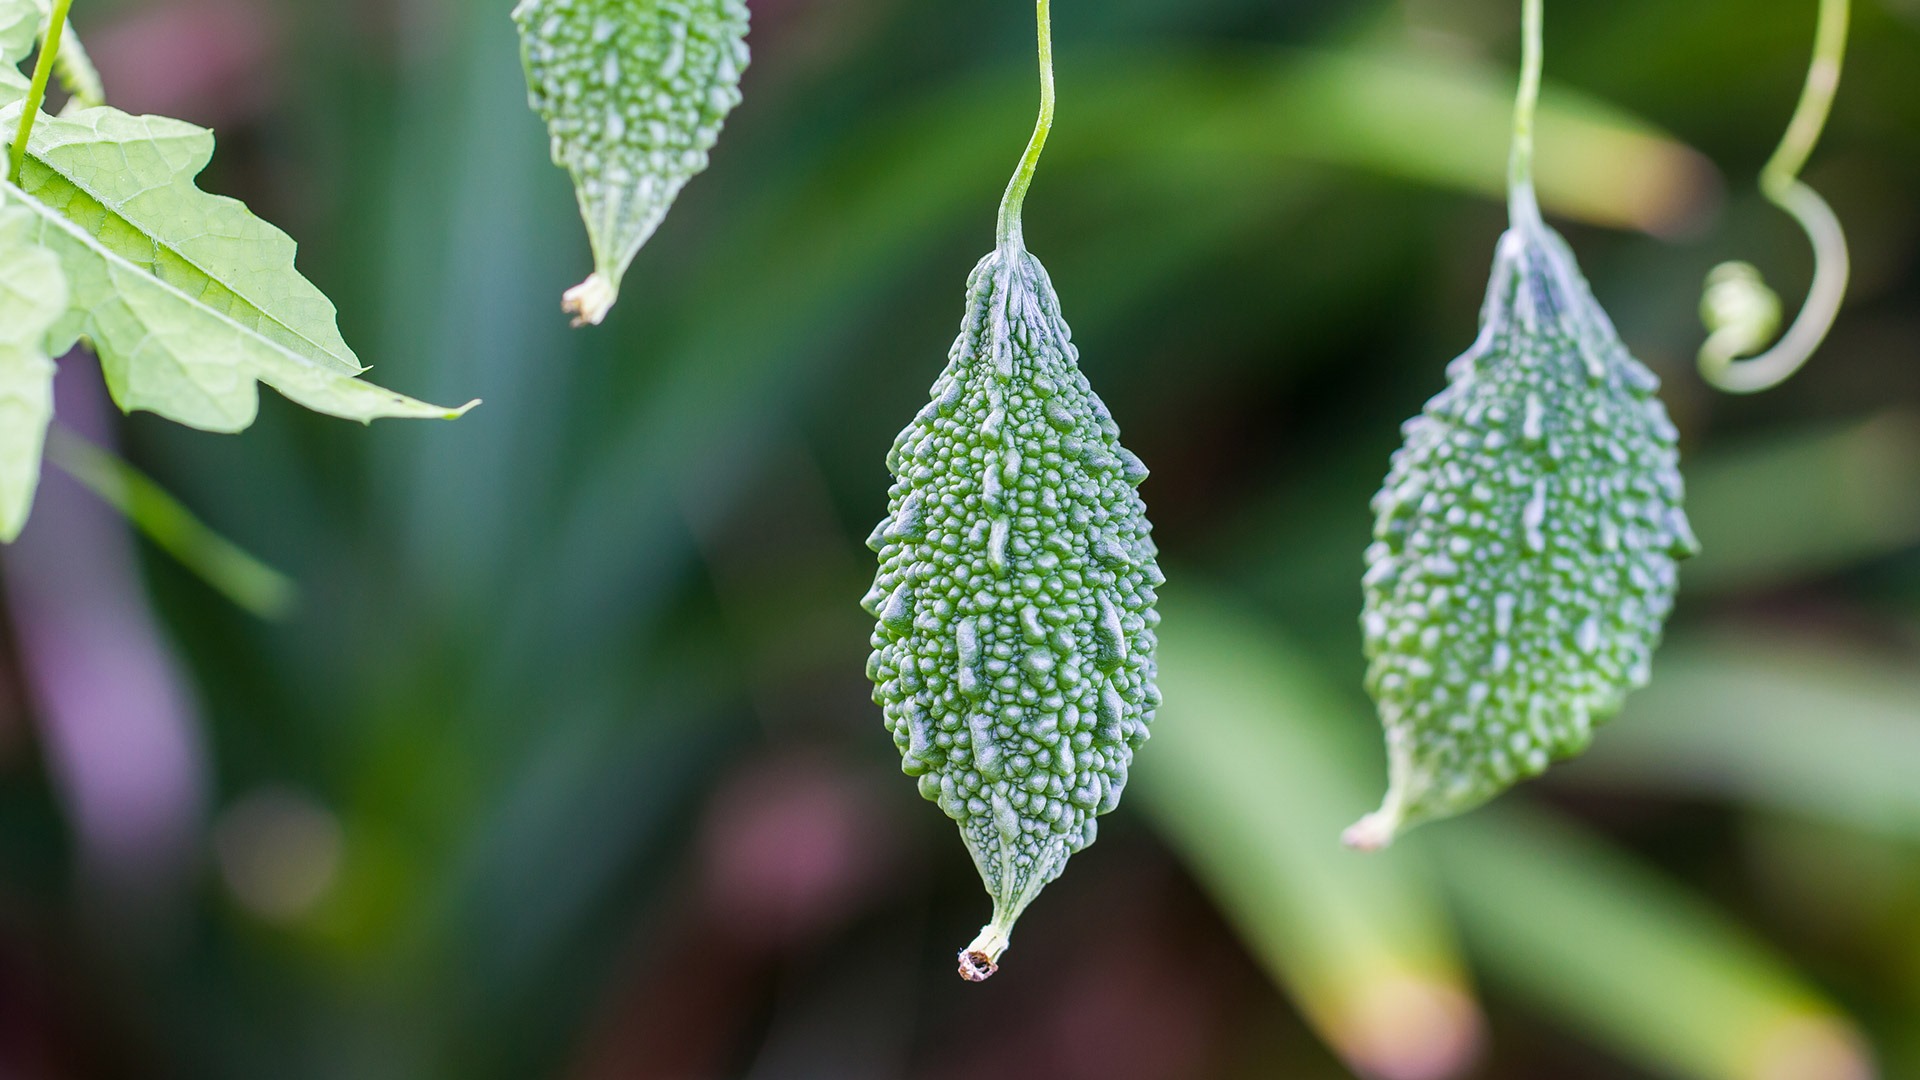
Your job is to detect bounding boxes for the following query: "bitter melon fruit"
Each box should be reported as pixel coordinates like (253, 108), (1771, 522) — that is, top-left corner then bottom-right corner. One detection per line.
(863, 241), (1163, 981)
(514, 0), (750, 325)
(1345, 185), (1698, 850)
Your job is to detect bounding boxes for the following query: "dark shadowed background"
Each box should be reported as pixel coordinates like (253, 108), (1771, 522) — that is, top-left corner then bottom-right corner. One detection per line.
(3, 1), (1920, 1078)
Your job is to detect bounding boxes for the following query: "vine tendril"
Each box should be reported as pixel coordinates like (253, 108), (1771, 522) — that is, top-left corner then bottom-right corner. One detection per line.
(1698, 0), (1851, 395)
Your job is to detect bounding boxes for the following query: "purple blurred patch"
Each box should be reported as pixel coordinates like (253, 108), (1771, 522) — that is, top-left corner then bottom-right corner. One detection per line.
(697, 752), (900, 950)
(0, 355), (209, 911)
(84, 0), (278, 128)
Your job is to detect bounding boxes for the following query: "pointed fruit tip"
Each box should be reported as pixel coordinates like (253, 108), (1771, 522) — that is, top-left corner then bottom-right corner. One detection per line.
(562, 274), (617, 327)
(1343, 811), (1399, 853)
(958, 922), (1011, 982)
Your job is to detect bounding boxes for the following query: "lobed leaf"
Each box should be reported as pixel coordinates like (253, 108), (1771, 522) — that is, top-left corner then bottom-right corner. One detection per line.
(0, 100), (473, 432)
(514, 0), (750, 325)
(0, 199), (66, 541)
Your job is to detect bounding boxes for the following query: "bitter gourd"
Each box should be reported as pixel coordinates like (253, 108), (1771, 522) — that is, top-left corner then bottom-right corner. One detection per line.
(514, 0), (749, 325)
(1344, 184), (1699, 850)
(863, 0), (1161, 982)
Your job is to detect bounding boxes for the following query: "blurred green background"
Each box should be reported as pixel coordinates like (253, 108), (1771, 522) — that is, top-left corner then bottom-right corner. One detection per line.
(3, 0), (1920, 1077)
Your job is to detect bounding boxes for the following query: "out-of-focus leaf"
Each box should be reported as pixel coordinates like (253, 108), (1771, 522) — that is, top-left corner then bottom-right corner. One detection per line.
(1243, 47), (1718, 236)
(1135, 586), (1482, 1080)
(1560, 634), (1920, 840)
(45, 428), (297, 619)
(1434, 806), (1874, 1080)
(1679, 414), (1920, 594)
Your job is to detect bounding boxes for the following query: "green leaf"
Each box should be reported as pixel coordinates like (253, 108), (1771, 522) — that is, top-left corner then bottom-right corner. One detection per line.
(1135, 588), (1482, 1080)
(0, 199), (65, 541)
(1435, 806), (1873, 1080)
(0, 101), (474, 431)
(1, 0), (99, 107)
(0, 0), (38, 72)
(46, 428), (298, 618)
(514, 0), (750, 325)
(1561, 634), (1920, 840)
(1678, 415), (1920, 595)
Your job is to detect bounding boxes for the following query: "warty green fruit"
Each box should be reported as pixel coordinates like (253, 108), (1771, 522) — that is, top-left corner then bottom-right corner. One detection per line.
(1346, 192), (1698, 850)
(514, 0), (750, 326)
(863, 239), (1163, 981)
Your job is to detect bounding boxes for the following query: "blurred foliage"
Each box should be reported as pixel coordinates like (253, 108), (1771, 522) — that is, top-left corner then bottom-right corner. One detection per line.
(2, 1), (1920, 1078)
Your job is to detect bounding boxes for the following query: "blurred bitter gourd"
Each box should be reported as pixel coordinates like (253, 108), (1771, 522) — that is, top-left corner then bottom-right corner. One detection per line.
(1346, 0), (1697, 849)
(862, 0), (1162, 982)
(514, 0), (749, 326)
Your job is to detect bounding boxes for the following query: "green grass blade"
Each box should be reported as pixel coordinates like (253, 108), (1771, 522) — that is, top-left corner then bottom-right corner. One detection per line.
(1135, 586), (1483, 1079)
(46, 427), (298, 619)
(1678, 413), (1920, 595)
(1434, 806), (1873, 1080)
(1563, 635), (1920, 840)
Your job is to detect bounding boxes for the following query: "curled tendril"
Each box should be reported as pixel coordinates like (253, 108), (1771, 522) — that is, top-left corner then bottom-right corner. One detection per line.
(1698, 0), (1850, 395)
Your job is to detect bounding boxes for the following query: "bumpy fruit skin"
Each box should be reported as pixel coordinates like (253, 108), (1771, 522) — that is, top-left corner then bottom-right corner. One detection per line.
(864, 242), (1163, 978)
(513, 0), (750, 324)
(1346, 208), (1698, 849)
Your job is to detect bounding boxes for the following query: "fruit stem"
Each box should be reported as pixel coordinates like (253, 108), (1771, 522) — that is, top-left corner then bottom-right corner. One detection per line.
(995, 0), (1054, 251)
(8, 0), (75, 186)
(1505, 0), (1543, 231)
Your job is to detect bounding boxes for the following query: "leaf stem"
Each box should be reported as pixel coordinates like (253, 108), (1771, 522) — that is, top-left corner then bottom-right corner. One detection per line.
(996, 0), (1054, 250)
(1506, 0), (1544, 230)
(8, 0), (75, 185)
(1698, 0), (1851, 395)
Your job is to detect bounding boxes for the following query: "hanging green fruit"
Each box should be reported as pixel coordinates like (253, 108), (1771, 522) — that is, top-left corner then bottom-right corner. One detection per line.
(862, 0), (1163, 981)
(1346, 0), (1698, 850)
(513, 0), (751, 326)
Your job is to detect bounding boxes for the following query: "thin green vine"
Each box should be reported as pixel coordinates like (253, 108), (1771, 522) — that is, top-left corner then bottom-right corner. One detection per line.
(995, 0), (1054, 250)
(1698, 0), (1851, 394)
(8, 0), (72, 184)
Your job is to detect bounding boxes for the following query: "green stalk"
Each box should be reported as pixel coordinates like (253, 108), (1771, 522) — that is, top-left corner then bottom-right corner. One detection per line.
(7, 0), (74, 185)
(1506, 0), (1544, 230)
(995, 0), (1055, 250)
